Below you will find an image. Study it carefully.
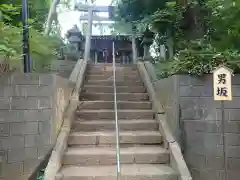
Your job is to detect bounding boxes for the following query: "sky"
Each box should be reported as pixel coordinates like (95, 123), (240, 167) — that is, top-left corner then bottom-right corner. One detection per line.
(58, 0), (113, 37)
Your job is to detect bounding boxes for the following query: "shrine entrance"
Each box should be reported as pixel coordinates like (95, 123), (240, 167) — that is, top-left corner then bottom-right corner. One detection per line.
(92, 49), (113, 63)
(73, 4), (139, 63)
(79, 35), (135, 64)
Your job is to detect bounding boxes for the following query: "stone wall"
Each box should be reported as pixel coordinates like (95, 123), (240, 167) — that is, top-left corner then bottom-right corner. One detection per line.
(0, 73), (71, 180)
(178, 75), (240, 180)
(154, 76), (181, 145)
(48, 60), (76, 79)
(144, 62), (240, 180)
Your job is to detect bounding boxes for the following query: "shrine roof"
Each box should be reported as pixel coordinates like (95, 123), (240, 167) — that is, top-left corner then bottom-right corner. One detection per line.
(74, 35), (135, 42)
(68, 36), (82, 42)
(68, 27), (80, 33)
(90, 35), (132, 41)
(67, 35), (141, 43)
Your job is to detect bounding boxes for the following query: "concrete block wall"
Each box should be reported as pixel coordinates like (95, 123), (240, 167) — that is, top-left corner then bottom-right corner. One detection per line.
(144, 62), (181, 144)
(179, 75), (240, 180)
(144, 62), (240, 180)
(154, 74), (240, 180)
(47, 60), (77, 79)
(154, 76), (181, 145)
(0, 73), (71, 180)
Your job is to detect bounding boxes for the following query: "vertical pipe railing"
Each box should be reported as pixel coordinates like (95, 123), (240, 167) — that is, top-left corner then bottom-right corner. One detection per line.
(22, 0), (30, 73)
(112, 41), (121, 180)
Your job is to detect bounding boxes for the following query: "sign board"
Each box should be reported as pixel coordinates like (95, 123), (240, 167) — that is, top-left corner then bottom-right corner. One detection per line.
(213, 65), (233, 101)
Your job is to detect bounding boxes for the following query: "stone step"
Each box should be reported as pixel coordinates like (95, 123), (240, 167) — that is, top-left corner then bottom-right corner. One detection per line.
(63, 146), (169, 165)
(57, 164), (178, 180)
(86, 74), (141, 81)
(87, 65), (138, 72)
(86, 69), (139, 75)
(87, 71), (140, 76)
(75, 110), (155, 120)
(69, 144), (163, 148)
(83, 85), (146, 93)
(85, 80), (143, 86)
(87, 64), (137, 68)
(68, 131), (162, 145)
(78, 101), (152, 110)
(80, 93), (149, 101)
(72, 119), (158, 131)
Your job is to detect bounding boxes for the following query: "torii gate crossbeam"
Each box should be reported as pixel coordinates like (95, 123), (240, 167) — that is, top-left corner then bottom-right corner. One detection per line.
(75, 3), (137, 63)
(75, 4), (114, 62)
(75, 4), (111, 12)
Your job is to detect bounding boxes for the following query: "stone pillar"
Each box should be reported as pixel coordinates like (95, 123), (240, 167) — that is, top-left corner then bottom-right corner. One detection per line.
(160, 45), (166, 60)
(131, 35), (138, 63)
(166, 37), (174, 59)
(94, 51), (98, 64)
(143, 45), (151, 59)
(84, 9), (93, 62)
(122, 51), (126, 64)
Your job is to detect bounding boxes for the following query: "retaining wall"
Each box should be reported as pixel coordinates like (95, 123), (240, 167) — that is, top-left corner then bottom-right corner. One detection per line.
(0, 73), (72, 180)
(144, 61), (240, 180)
(47, 60), (76, 78)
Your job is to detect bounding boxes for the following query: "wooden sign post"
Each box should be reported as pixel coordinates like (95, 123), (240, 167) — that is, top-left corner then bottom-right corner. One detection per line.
(212, 65), (233, 180)
(213, 65), (233, 101)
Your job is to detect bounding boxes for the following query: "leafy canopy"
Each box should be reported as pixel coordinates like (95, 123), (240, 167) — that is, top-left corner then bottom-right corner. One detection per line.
(0, 0), (51, 31)
(114, 0), (240, 77)
(0, 1), (63, 72)
(115, 0), (169, 22)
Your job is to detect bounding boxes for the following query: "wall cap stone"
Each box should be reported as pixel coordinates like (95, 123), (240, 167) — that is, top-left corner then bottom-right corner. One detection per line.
(137, 61), (192, 180)
(43, 59), (88, 180)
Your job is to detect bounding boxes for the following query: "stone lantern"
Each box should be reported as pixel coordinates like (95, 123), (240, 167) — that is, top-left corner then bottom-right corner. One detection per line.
(142, 28), (154, 60)
(66, 25), (84, 50)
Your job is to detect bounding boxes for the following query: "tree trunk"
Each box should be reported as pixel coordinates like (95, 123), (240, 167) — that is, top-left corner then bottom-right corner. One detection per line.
(44, 0), (60, 35)
(184, 5), (205, 39)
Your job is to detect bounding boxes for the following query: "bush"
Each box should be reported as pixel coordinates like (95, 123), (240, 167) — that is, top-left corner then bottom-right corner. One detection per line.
(155, 40), (240, 78)
(0, 22), (62, 72)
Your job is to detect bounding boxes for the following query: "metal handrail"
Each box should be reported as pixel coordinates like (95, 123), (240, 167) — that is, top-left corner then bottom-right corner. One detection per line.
(112, 41), (121, 180)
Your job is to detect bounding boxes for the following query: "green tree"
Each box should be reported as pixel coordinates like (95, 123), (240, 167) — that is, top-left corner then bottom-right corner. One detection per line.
(205, 0), (240, 51)
(0, 0), (51, 31)
(0, 2), (64, 72)
(115, 0), (169, 22)
(114, 0), (240, 77)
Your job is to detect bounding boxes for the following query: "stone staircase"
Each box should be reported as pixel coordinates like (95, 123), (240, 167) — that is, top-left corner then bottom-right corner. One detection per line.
(56, 64), (178, 180)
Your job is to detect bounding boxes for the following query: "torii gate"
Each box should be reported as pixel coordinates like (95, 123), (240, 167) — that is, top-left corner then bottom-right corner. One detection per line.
(74, 3), (138, 63)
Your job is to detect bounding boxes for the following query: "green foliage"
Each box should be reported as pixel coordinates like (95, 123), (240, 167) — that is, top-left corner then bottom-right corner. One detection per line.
(115, 0), (240, 77)
(0, 3), (21, 23)
(205, 0), (240, 51)
(155, 0), (240, 78)
(64, 44), (82, 61)
(139, 1), (185, 50)
(139, 1), (180, 33)
(0, 22), (62, 72)
(110, 21), (134, 35)
(37, 168), (45, 180)
(0, 2), (64, 72)
(115, 0), (169, 22)
(113, 0), (174, 35)
(156, 40), (240, 78)
(0, 0), (51, 31)
(30, 29), (63, 72)
(0, 22), (22, 69)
